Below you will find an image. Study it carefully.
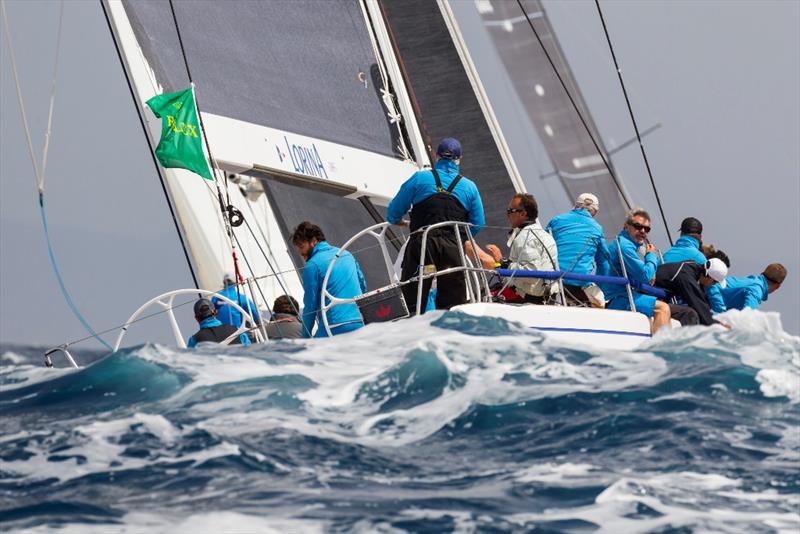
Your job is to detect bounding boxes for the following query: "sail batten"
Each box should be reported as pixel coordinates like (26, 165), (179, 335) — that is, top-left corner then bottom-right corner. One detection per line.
(477, 0), (630, 235)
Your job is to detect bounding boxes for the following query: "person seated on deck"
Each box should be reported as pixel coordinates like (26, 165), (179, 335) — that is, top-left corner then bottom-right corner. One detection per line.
(291, 221), (366, 337)
(476, 193), (559, 304)
(713, 263), (787, 313)
(212, 272), (261, 339)
(265, 295), (303, 340)
(604, 208), (672, 334)
(187, 298), (251, 348)
(655, 258), (729, 327)
(387, 137), (485, 315)
(545, 193), (609, 308)
(662, 217), (706, 265)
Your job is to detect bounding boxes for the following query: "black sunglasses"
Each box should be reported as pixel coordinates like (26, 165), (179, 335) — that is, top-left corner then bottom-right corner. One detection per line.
(506, 208), (525, 214)
(629, 222), (651, 233)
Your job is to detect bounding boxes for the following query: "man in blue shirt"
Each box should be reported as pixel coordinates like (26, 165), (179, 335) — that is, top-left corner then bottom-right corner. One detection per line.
(291, 221), (366, 337)
(387, 137), (485, 314)
(212, 273), (261, 336)
(662, 217), (706, 265)
(546, 192), (610, 307)
(714, 263), (787, 312)
(605, 208), (672, 334)
(187, 299), (252, 347)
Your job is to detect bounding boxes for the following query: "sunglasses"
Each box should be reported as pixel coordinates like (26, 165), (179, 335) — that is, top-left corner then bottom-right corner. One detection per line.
(506, 208), (525, 214)
(629, 222), (651, 233)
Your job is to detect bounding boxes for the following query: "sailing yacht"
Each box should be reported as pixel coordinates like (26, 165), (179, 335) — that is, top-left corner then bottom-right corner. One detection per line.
(41, 0), (664, 359)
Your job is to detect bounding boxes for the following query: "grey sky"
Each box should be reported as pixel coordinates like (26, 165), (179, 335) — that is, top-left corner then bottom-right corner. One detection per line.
(1, 0), (798, 352)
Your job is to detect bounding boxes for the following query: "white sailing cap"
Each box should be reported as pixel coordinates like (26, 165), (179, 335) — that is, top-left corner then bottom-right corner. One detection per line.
(223, 271), (237, 285)
(705, 258), (728, 286)
(575, 193), (599, 213)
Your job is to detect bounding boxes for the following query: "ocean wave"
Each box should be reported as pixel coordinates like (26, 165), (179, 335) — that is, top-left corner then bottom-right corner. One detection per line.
(1, 310), (798, 532)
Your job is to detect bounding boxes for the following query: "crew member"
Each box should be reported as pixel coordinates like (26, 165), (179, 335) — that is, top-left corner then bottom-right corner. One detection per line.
(387, 137), (485, 314)
(187, 298), (251, 347)
(655, 258), (728, 326)
(266, 294), (303, 340)
(715, 263), (787, 312)
(483, 193), (558, 303)
(213, 272), (261, 333)
(662, 217), (706, 265)
(545, 192), (609, 307)
(604, 208), (672, 333)
(291, 221), (366, 337)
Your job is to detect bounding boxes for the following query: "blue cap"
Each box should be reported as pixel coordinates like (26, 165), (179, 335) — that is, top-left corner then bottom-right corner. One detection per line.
(436, 137), (462, 160)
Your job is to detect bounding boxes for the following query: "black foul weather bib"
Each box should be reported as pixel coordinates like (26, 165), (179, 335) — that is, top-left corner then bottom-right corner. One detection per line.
(401, 168), (470, 314)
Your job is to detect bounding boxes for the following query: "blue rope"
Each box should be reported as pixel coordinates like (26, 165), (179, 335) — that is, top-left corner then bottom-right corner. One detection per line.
(39, 193), (113, 350)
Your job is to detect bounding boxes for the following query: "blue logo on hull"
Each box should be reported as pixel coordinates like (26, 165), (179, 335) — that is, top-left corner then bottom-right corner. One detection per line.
(284, 136), (328, 179)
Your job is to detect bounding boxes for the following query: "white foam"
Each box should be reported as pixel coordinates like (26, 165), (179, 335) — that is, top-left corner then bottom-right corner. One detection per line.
(0, 413), (238, 483)
(16, 510), (327, 534)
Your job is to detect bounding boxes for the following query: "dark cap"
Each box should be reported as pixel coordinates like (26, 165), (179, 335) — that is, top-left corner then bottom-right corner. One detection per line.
(762, 263), (787, 285)
(194, 298), (215, 320)
(436, 137), (462, 160)
(678, 217), (703, 235)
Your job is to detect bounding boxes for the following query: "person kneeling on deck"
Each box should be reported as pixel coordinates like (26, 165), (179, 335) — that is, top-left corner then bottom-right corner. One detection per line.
(291, 221), (366, 337)
(266, 295), (303, 340)
(387, 137), (485, 314)
(655, 258), (729, 327)
(187, 298), (251, 348)
(545, 193), (609, 307)
(484, 193), (558, 304)
(604, 208), (671, 334)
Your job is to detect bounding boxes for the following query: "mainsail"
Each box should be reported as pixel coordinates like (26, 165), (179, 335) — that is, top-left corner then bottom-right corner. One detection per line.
(105, 0), (535, 311)
(104, 0), (425, 303)
(476, 0), (631, 234)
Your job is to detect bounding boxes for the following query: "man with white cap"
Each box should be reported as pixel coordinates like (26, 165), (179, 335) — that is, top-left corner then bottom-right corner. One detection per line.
(545, 192), (610, 307)
(655, 258), (729, 326)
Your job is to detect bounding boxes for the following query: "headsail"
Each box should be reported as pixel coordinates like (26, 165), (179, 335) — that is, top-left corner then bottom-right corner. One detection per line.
(476, 0), (631, 234)
(105, 0), (425, 298)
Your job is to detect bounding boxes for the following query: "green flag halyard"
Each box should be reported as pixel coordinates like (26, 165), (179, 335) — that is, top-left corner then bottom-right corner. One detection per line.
(145, 86), (214, 181)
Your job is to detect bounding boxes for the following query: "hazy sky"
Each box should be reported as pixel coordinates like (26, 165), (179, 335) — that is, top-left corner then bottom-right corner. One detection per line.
(1, 0), (798, 352)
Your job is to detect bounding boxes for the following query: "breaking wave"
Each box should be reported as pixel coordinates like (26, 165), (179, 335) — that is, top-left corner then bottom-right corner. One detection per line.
(1, 309), (798, 533)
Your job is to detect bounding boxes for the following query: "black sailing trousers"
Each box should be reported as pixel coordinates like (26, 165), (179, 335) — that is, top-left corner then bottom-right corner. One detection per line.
(400, 231), (468, 315)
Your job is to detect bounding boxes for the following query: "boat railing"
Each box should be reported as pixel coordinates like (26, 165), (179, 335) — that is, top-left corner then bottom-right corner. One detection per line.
(320, 221), (491, 336)
(112, 288), (262, 352)
(320, 222), (671, 336)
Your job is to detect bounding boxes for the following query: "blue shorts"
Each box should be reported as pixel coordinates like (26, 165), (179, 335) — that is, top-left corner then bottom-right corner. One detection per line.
(608, 293), (656, 318)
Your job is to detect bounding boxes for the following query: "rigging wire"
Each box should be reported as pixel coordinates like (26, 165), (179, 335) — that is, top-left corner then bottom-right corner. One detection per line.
(513, 0), (631, 210)
(594, 0), (673, 245)
(100, 0), (200, 291)
(167, 0), (249, 312)
(2, 0), (112, 350)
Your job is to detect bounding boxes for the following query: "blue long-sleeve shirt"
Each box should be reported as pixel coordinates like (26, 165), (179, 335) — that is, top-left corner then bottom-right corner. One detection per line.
(604, 230), (661, 302)
(386, 159), (485, 235)
(662, 235), (706, 265)
(545, 208), (610, 285)
(187, 317), (252, 347)
(301, 241), (367, 338)
(212, 285), (261, 328)
(716, 274), (769, 311)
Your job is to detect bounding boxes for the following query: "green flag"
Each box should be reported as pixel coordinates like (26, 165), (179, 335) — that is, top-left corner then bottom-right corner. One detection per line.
(146, 86), (214, 181)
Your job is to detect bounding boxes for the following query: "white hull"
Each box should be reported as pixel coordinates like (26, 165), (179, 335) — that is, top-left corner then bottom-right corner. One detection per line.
(454, 302), (652, 351)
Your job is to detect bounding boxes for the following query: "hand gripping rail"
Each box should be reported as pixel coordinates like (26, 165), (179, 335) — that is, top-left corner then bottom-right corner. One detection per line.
(320, 221), (491, 337)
